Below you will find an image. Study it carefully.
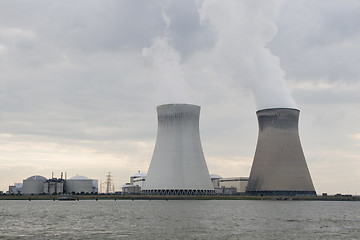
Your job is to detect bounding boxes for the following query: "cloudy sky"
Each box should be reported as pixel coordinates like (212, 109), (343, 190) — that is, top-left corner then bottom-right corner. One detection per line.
(1, 0), (359, 194)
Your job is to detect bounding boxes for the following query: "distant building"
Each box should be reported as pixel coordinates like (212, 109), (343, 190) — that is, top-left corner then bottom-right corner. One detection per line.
(210, 174), (249, 195)
(22, 175), (47, 195)
(44, 178), (65, 194)
(122, 184), (141, 194)
(21, 174), (98, 195)
(8, 183), (23, 194)
(210, 174), (222, 188)
(219, 177), (249, 194)
(131, 172), (146, 188)
(65, 175), (95, 194)
(122, 172), (146, 194)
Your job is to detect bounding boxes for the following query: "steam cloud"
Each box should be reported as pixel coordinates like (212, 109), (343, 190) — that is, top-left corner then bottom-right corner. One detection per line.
(142, 10), (188, 104)
(199, 0), (297, 109)
(143, 0), (297, 109)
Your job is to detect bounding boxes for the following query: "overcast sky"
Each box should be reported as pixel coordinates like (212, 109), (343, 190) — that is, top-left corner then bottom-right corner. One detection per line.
(1, 0), (359, 194)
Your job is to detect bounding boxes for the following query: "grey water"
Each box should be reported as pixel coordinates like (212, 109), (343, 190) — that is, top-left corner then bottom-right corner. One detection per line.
(0, 200), (359, 240)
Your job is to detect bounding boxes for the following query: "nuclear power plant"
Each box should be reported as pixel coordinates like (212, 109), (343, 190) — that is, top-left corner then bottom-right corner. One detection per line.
(246, 108), (316, 196)
(142, 104), (215, 195)
(4, 105), (319, 198)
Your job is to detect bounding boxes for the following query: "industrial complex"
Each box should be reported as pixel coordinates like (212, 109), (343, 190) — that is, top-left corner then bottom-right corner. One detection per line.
(4, 105), (317, 197)
(8, 174), (98, 195)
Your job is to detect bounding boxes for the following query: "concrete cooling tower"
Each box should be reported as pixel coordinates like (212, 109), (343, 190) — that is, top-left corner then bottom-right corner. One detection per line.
(246, 108), (316, 196)
(142, 104), (215, 195)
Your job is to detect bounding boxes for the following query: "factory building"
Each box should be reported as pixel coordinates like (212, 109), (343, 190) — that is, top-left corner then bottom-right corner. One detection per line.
(211, 174), (249, 195)
(22, 175), (47, 195)
(210, 174), (222, 189)
(65, 176), (95, 194)
(20, 174), (98, 195)
(8, 183), (23, 194)
(44, 178), (65, 195)
(122, 172), (146, 194)
(143, 104), (215, 195)
(219, 177), (249, 194)
(246, 108), (316, 196)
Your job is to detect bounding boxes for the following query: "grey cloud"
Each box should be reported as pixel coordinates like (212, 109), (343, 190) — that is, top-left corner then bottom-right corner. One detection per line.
(268, 0), (360, 83)
(294, 86), (360, 105)
(164, 0), (217, 59)
(0, 0), (215, 57)
(1, 1), (360, 194)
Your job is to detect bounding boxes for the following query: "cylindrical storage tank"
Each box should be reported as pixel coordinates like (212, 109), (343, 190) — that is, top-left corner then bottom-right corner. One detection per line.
(246, 108), (316, 196)
(22, 175), (47, 195)
(142, 104), (215, 195)
(65, 176), (93, 194)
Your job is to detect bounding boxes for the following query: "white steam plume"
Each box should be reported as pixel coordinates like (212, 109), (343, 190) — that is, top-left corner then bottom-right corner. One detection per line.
(142, 10), (188, 104)
(199, 0), (297, 110)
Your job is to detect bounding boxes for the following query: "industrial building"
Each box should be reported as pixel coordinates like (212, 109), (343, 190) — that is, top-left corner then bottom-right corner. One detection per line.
(219, 177), (249, 194)
(8, 183), (23, 194)
(142, 104), (215, 195)
(65, 176), (96, 194)
(210, 174), (249, 195)
(19, 174), (98, 195)
(44, 178), (65, 194)
(246, 108), (316, 196)
(122, 172), (146, 194)
(22, 175), (48, 195)
(210, 174), (222, 189)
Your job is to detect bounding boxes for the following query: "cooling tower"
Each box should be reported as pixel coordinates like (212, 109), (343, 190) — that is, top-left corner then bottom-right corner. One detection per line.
(142, 104), (215, 195)
(246, 108), (316, 196)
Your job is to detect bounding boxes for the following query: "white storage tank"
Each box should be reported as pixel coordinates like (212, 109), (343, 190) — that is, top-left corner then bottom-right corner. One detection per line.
(22, 175), (47, 195)
(65, 176), (94, 194)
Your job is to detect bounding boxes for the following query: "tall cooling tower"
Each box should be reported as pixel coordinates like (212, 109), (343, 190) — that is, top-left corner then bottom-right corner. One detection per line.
(142, 104), (215, 195)
(246, 108), (316, 196)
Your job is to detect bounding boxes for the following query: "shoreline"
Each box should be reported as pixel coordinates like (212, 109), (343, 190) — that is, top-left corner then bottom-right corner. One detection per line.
(1, 194), (359, 201)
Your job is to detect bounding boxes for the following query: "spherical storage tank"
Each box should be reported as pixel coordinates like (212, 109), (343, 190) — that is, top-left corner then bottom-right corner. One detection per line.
(65, 176), (93, 194)
(22, 175), (47, 195)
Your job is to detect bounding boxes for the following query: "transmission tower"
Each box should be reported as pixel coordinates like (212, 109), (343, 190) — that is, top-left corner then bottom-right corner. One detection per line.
(104, 172), (114, 194)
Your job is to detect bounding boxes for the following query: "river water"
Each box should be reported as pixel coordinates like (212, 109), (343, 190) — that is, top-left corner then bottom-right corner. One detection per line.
(0, 200), (359, 239)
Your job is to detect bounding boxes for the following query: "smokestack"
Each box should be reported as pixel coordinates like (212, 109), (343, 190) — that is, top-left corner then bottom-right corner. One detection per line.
(246, 108), (316, 196)
(142, 104), (215, 195)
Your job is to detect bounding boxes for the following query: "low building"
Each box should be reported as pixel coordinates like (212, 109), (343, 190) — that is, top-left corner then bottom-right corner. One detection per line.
(210, 174), (222, 188)
(44, 178), (65, 194)
(65, 175), (95, 194)
(131, 172), (146, 188)
(219, 177), (249, 194)
(8, 183), (23, 194)
(122, 172), (146, 194)
(122, 183), (141, 194)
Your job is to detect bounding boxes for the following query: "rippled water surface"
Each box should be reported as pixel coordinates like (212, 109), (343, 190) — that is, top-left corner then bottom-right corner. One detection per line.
(1, 200), (359, 239)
